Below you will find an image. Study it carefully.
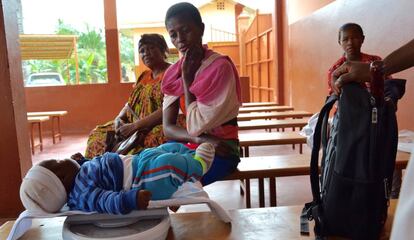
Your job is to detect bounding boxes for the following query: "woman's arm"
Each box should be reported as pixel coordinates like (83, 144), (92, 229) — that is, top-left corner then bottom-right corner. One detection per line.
(114, 105), (129, 131)
(182, 46), (204, 110)
(383, 39), (414, 76)
(163, 97), (199, 143)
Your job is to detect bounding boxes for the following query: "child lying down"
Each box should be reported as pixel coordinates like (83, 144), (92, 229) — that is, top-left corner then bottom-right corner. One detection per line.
(20, 142), (215, 214)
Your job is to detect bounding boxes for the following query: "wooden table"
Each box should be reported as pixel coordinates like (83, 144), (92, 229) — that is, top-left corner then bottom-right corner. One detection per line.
(242, 102), (278, 107)
(238, 119), (308, 131)
(238, 111), (312, 121)
(0, 201), (397, 239)
(27, 111), (68, 144)
(239, 105), (294, 113)
(27, 116), (49, 154)
(224, 152), (410, 208)
(239, 132), (307, 156)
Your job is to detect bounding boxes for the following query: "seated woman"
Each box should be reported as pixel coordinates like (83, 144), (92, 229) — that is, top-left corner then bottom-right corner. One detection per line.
(162, 2), (242, 186)
(84, 34), (171, 158)
(327, 23), (390, 95)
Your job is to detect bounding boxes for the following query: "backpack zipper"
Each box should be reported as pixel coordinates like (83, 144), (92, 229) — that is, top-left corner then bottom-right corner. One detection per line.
(384, 178), (390, 200)
(371, 97), (378, 124)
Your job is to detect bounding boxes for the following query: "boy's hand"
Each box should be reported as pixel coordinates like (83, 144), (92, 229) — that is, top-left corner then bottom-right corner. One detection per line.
(137, 190), (152, 210)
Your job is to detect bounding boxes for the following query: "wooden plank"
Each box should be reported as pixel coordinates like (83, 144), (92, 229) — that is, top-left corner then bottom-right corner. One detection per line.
(238, 119), (308, 130)
(239, 105), (294, 113)
(227, 151), (410, 179)
(27, 111), (68, 117)
(0, 201), (398, 239)
(238, 111), (312, 121)
(27, 116), (49, 123)
(239, 132), (306, 147)
(224, 152), (410, 208)
(242, 102), (278, 107)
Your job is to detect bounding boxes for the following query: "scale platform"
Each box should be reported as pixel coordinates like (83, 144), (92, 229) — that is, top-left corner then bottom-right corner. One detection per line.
(62, 208), (170, 240)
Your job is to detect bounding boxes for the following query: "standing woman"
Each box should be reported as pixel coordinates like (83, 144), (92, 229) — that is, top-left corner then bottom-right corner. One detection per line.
(162, 2), (242, 185)
(84, 34), (170, 158)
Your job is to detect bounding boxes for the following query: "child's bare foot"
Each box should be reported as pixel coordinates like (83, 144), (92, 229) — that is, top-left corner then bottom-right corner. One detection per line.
(137, 190), (152, 210)
(71, 152), (84, 161)
(169, 206), (180, 212)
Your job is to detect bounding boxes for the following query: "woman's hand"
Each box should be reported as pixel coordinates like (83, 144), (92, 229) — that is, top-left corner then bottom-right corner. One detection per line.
(181, 45), (204, 86)
(331, 61), (371, 95)
(117, 122), (139, 139)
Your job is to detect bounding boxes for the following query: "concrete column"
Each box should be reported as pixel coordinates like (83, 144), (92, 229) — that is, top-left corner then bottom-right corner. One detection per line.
(0, 0), (32, 217)
(104, 0), (121, 85)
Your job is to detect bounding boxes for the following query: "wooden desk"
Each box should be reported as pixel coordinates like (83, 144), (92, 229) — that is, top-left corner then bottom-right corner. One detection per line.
(27, 111), (68, 144)
(238, 119), (308, 131)
(0, 201), (397, 240)
(224, 152), (410, 208)
(242, 102), (278, 107)
(238, 111), (312, 121)
(239, 132), (307, 156)
(27, 116), (49, 154)
(239, 106), (294, 113)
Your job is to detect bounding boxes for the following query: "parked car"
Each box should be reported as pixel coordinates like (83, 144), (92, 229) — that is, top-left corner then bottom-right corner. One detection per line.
(25, 73), (65, 87)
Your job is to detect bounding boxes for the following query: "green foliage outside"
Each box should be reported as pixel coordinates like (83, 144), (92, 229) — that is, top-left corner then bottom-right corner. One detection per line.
(24, 19), (135, 84)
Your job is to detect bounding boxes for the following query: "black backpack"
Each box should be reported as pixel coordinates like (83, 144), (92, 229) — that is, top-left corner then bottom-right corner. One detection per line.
(301, 80), (406, 239)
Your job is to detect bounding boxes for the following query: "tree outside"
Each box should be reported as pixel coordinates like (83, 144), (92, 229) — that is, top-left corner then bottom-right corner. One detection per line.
(23, 19), (137, 85)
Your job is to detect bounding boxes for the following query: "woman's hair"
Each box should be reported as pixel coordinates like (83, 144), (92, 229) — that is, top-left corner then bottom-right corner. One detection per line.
(138, 34), (169, 58)
(338, 23), (364, 42)
(165, 2), (203, 28)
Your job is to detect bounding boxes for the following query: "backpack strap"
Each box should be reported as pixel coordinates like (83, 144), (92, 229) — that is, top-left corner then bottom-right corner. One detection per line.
(310, 94), (338, 203)
(301, 94), (337, 236)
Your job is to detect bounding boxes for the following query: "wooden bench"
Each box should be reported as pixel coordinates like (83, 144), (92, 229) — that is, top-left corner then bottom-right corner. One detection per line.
(224, 152), (410, 208)
(239, 105), (294, 113)
(27, 111), (68, 144)
(27, 116), (49, 154)
(238, 119), (308, 131)
(238, 110), (313, 121)
(0, 201), (398, 239)
(242, 101), (278, 107)
(239, 132), (307, 156)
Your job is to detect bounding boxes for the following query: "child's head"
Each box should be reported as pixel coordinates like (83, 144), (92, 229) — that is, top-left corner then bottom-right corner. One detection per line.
(194, 143), (215, 174)
(338, 23), (365, 58)
(20, 159), (80, 213)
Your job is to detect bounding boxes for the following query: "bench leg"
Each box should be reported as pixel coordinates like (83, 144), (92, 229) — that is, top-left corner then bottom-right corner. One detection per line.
(269, 178), (277, 206)
(57, 116), (62, 141)
(300, 144), (303, 154)
(258, 178), (265, 207)
(245, 147), (249, 157)
(51, 116), (56, 144)
(38, 122), (43, 151)
(239, 179), (245, 195)
(245, 179), (251, 208)
(30, 123), (35, 155)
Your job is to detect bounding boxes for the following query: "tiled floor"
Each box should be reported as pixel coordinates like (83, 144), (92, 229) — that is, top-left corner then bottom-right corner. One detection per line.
(31, 130), (313, 212)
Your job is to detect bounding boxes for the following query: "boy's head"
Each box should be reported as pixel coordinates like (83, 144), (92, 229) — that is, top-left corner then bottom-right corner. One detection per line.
(338, 23), (365, 58)
(194, 143), (215, 174)
(20, 159), (80, 213)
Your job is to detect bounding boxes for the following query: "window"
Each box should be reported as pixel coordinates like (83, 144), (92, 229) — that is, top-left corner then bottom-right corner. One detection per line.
(20, 0), (107, 85)
(217, 1), (225, 10)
